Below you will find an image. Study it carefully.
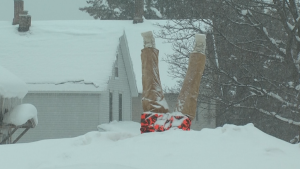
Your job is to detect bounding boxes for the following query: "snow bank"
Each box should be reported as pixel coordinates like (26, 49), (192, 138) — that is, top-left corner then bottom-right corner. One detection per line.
(0, 65), (28, 99)
(3, 104), (38, 126)
(97, 120), (140, 135)
(0, 122), (299, 169)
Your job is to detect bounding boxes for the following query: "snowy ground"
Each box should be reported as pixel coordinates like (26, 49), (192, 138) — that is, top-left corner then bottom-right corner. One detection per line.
(0, 121), (299, 169)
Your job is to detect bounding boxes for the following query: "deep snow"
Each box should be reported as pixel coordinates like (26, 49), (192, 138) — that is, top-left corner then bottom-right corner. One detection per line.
(0, 121), (299, 169)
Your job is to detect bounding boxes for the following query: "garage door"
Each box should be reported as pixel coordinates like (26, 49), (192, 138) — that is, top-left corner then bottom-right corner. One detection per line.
(14, 93), (100, 143)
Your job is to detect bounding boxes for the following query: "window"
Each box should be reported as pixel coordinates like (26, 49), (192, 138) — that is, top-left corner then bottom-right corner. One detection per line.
(115, 67), (118, 78)
(119, 93), (122, 121)
(115, 54), (119, 78)
(109, 92), (113, 122)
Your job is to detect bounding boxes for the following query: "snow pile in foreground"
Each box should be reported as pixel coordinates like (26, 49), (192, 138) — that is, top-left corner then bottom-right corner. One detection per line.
(97, 120), (140, 136)
(0, 65), (28, 98)
(0, 122), (299, 169)
(3, 104), (38, 126)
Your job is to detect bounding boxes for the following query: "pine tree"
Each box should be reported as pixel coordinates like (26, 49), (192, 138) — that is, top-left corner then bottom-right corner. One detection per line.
(80, 0), (163, 20)
(79, 0), (135, 20)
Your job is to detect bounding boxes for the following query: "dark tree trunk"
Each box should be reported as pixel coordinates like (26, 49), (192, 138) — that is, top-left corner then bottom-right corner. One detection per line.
(133, 0), (144, 24)
(12, 0), (24, 25)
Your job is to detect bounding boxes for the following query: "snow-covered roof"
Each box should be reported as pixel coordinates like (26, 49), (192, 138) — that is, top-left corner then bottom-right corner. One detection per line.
(0, 20), (177, 93)
(0, 65), (28, 99)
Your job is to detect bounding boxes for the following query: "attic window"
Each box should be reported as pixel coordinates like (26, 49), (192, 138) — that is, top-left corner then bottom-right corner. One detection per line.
(115, 54), (119, 78)
(115, 67), (118, 78)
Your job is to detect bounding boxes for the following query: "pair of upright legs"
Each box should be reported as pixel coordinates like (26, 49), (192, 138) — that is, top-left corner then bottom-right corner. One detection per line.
(140, 31), (206, 133)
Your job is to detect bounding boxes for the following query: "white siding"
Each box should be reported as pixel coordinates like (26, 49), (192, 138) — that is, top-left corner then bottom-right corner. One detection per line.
(192, 100), (216, 130)
(107, 43), (132, 122)
(8, 34), (137, 143)
(119, 33), (138, 97)
(14, 93), (100, 143)
(99, 91), (109, 124)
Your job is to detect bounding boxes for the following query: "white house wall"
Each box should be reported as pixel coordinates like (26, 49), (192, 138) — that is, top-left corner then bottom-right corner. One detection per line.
(119, 33), (138, 97)
(107, 43), (132, 122)
(192, 99), (216, 130)
(99, 91), (109, 124)
(14, 93), (101, 143)
(7, 34), (137, 143)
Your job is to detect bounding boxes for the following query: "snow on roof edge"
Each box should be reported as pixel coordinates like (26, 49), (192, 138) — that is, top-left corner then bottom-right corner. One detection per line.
(0, 65), (28, 99)
(0, 20), (210, 93)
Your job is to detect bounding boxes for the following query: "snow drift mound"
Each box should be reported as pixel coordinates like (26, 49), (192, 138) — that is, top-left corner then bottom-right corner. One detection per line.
(3, 104), (38, 126)
(97, 120), (140, 135)
(0, 122), (299, 169)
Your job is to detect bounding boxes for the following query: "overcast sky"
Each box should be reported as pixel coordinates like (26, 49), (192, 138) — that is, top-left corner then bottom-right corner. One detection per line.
(0, 0), (93, 21)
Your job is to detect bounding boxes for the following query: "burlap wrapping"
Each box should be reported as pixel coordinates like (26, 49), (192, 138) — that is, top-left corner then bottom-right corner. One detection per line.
(141, 48), (169, 113)
(175, 53), (206, 120)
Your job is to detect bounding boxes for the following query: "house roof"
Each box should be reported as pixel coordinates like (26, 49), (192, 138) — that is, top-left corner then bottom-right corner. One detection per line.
(0, 65), (28, 99)
(0, 20), (179, 93)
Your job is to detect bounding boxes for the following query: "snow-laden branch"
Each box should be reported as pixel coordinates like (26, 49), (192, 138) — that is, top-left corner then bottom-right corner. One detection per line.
(232, 105), (300, 126)
(266, 91), (298, 108)
(258, 108), (300, 126)
(218, 67), (299, 110)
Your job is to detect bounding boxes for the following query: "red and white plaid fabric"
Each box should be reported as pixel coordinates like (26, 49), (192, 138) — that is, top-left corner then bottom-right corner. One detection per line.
(140, 112), (191, 134)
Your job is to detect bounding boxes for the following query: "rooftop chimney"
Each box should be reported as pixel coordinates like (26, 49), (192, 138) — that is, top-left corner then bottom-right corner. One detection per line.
(18, 13), (31, 32)
(12, 0), (24, 25)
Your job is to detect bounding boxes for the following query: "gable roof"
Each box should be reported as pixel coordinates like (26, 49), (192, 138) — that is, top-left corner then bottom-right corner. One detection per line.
(0, 20), (178, 93)
(119, 32), (138, 97)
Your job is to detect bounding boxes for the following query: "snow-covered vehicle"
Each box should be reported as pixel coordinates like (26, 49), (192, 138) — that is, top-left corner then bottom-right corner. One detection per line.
(0, 66), (38, 144)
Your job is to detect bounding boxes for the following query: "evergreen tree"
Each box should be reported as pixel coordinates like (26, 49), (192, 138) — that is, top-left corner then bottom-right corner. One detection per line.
(80, 0), (163, 20)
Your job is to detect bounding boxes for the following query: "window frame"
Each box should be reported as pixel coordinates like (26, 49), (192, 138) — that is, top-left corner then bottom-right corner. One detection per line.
(119, 93), (122, 121)
(109, 92), (113, 122)
(115, 54), (119, 78)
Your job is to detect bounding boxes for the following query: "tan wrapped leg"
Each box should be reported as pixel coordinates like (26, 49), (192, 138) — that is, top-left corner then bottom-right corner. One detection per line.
(174, 53), (206, 120)
(140, 31), (170, 133)
(141, 48), (169, 113)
